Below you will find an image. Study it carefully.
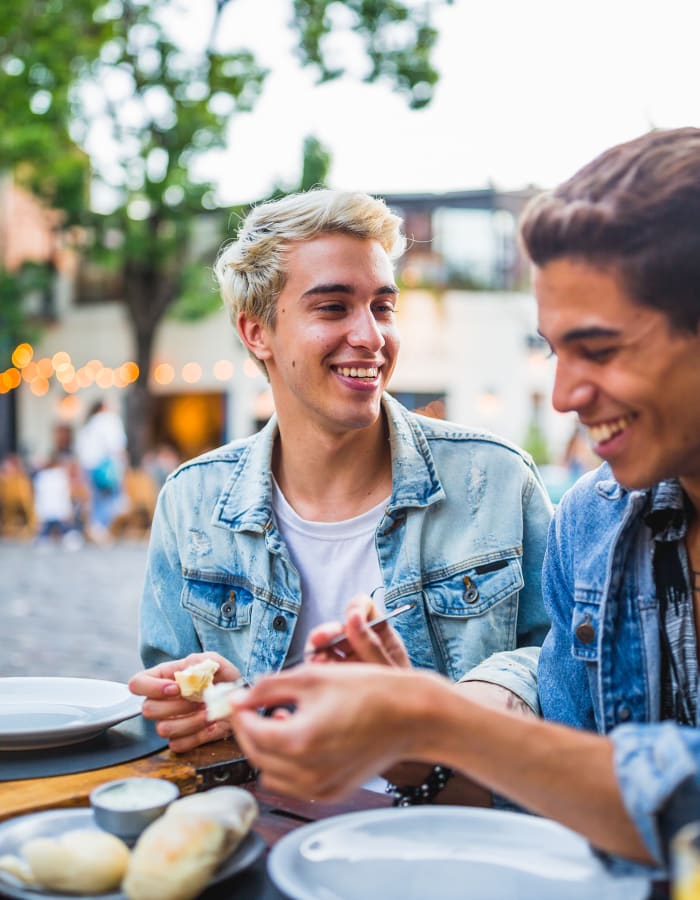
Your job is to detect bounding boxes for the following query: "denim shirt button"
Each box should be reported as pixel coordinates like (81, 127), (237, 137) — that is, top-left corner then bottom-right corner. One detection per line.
(617, 705), (631, 722)
(463, 577), (479, 603)
(575, 615), (595, 644)
(272, 615), (287, 631)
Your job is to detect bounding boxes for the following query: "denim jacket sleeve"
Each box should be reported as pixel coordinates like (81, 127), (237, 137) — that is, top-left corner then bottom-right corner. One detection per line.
(140, 480), (204, 668)
(461, 463), (553, 714)
(611, 722), (700, 868)
(537, 492), (599, 729)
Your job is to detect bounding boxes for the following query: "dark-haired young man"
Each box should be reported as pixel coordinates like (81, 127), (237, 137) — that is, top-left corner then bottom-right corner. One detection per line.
(230, 128), (700, 872)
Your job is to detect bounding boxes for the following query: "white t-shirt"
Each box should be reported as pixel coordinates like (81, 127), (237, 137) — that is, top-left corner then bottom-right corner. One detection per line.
(271, 478), (388, 665)
(34, 466), (73, 523)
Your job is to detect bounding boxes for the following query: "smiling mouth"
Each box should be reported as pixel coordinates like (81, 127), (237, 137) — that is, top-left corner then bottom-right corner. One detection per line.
(587, 414), (637, 445)
(332, 366), (379, 379)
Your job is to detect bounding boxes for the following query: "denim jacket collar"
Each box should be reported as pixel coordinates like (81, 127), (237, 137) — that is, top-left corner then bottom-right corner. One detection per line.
(211, 393), (445, 533)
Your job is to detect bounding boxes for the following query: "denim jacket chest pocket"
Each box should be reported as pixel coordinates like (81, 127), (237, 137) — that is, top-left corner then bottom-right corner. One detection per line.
(424, 556), (524, 617)
(571, 586), (602, 662)
(420, 556), (524, 679)
(181, 568), (254, 630)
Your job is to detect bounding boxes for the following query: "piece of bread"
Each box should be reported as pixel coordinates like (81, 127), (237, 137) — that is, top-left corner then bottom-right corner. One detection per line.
(202, 681), (237, 722)
(22, 829), (130, 894)
(173, 658), (220, 701)
(164, 786), (258, 854)
(0, 854), (35, 885)
(122, 816), (226, 900)
(122, 787), (258, 900)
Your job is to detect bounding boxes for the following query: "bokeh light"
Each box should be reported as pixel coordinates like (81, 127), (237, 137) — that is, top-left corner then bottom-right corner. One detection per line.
(182, 362), (202, 384)
(11, 343), (33, 368)
(153, 363), (175, 385)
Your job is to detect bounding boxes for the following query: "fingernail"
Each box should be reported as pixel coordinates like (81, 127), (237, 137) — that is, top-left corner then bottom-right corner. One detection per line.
(163, 682), (180, 696)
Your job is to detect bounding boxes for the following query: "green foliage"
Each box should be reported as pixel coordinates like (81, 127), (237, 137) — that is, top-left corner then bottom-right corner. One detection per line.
(1, 0), (449, 459)
(291, 0), (452, 108)
(168, 258), (223, 322)
(0, 0), (112, 216)
(0, 265), (48, 363)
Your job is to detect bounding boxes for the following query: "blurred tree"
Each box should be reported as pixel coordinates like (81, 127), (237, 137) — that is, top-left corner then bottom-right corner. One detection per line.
(0, 0), (450, 463)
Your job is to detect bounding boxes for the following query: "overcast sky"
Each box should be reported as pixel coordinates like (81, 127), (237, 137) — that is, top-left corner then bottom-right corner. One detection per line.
(175, 0), (700, 204)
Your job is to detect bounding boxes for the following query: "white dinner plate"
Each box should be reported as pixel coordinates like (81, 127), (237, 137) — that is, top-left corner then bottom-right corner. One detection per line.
(268, 806), (651, 900)
(0, 678), (142, 750)
(0, 808), (265, 900)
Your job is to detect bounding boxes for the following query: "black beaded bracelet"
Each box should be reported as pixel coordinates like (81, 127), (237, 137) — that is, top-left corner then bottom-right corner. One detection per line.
(385, 765), (454, 807)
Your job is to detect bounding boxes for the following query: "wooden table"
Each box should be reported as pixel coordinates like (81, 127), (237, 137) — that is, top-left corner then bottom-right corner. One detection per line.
(0, 735), (394, 899)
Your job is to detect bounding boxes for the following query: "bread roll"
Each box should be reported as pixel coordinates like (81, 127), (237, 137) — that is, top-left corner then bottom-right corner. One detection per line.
(22, 829), (130, 894)
(122, 816), (226, 900)
(122, 787), (258, 900)
(174, 658), (219, 702)
(164, 786), (258, 854)
(0, 854), (35, 885)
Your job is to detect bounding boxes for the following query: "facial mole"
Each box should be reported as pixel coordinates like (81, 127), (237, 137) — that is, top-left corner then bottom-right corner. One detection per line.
(292, 360), (296, 368)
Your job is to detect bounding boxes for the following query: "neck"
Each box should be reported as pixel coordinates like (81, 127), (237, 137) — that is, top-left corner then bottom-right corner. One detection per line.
(272, 416), (392, 522)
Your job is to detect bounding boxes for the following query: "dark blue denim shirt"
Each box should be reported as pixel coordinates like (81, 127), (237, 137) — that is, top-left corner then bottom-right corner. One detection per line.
(539, 463), (700, 871)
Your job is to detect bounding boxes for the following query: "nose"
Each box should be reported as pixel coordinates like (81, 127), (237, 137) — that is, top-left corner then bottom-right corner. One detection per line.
(551, 359), (596, 414)
(347, 308), (385, 351)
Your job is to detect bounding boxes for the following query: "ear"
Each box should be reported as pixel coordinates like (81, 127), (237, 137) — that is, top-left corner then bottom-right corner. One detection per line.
(237, 311), (273, 362)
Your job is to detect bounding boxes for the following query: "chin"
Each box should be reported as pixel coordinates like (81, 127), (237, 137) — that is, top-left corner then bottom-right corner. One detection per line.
(610, 463), (663, 492)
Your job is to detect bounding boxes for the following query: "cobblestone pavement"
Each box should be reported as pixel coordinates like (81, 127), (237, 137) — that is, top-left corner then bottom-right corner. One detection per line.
(1, 538), (148, 683)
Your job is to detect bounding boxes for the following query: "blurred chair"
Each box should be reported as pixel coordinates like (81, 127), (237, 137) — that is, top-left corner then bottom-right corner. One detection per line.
(108, 467), (159, 539)
(0, 455), (36, 539)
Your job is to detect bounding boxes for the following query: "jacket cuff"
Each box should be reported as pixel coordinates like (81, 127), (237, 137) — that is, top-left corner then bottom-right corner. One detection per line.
(611, 722), (698, 867)
(459, 646), (541, 715)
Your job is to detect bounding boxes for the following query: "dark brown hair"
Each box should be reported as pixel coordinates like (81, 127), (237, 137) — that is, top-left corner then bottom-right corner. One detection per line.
(519, 127), (700, 331)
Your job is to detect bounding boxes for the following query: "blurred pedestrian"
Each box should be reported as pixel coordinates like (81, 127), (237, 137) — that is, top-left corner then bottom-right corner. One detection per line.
(75, 399), (127, 542)
(33, 454), (83, 549)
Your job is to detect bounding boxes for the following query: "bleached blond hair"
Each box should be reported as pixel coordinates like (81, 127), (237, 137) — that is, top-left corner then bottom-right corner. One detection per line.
(214, 189), (405, 373)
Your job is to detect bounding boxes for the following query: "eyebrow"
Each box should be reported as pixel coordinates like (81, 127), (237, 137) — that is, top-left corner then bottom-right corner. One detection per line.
(537, 325), (621, 344)
(301, 283), (399, 299)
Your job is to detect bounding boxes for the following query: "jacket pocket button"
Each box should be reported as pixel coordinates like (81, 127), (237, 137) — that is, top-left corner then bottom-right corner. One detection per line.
(221, 590), (235, 618)
(272, 615), (287, 631)
(463, 577), (479, 603)
(575, 615), (595, 644)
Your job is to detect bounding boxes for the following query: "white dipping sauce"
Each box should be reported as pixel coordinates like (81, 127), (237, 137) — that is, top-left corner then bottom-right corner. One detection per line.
(97, 780), (174, 811)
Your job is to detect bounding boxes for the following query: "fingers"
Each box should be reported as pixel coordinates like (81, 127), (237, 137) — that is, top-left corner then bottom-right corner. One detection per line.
(128, 670), (181, 700)
(345, 592), (380, 620)
(306, 620), (344, 652)
(129, 653), (241, 702)
(165, 717), (233, 753)
(232, 671), (302, 713)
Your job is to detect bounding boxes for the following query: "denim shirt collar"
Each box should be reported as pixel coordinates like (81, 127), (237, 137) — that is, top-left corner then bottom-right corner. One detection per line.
(211, 393), (445, 532)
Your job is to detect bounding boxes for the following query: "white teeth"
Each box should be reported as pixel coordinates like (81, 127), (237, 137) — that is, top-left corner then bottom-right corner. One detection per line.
(588, 415), (633, 444)
(336, 366), (378, 378)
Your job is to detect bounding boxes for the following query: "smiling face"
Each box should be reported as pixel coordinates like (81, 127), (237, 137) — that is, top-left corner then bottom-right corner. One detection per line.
(535, 258), (700, 494)
(239, 232), (400, 440)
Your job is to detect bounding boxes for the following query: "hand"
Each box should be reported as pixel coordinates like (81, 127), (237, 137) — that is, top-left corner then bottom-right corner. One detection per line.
(128, 652), (241, 753)
(230, 664), (437, 800)
(305, 593), (411, 668)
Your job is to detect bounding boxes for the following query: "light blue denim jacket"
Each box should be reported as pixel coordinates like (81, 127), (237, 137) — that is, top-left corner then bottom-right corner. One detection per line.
(539, 462), (700, 870)
(141, 394), (551, 705)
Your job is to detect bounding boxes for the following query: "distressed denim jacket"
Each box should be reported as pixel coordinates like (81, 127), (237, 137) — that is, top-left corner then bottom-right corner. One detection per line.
(141, 394), (551, 706)
(539, 463), (700, 870)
